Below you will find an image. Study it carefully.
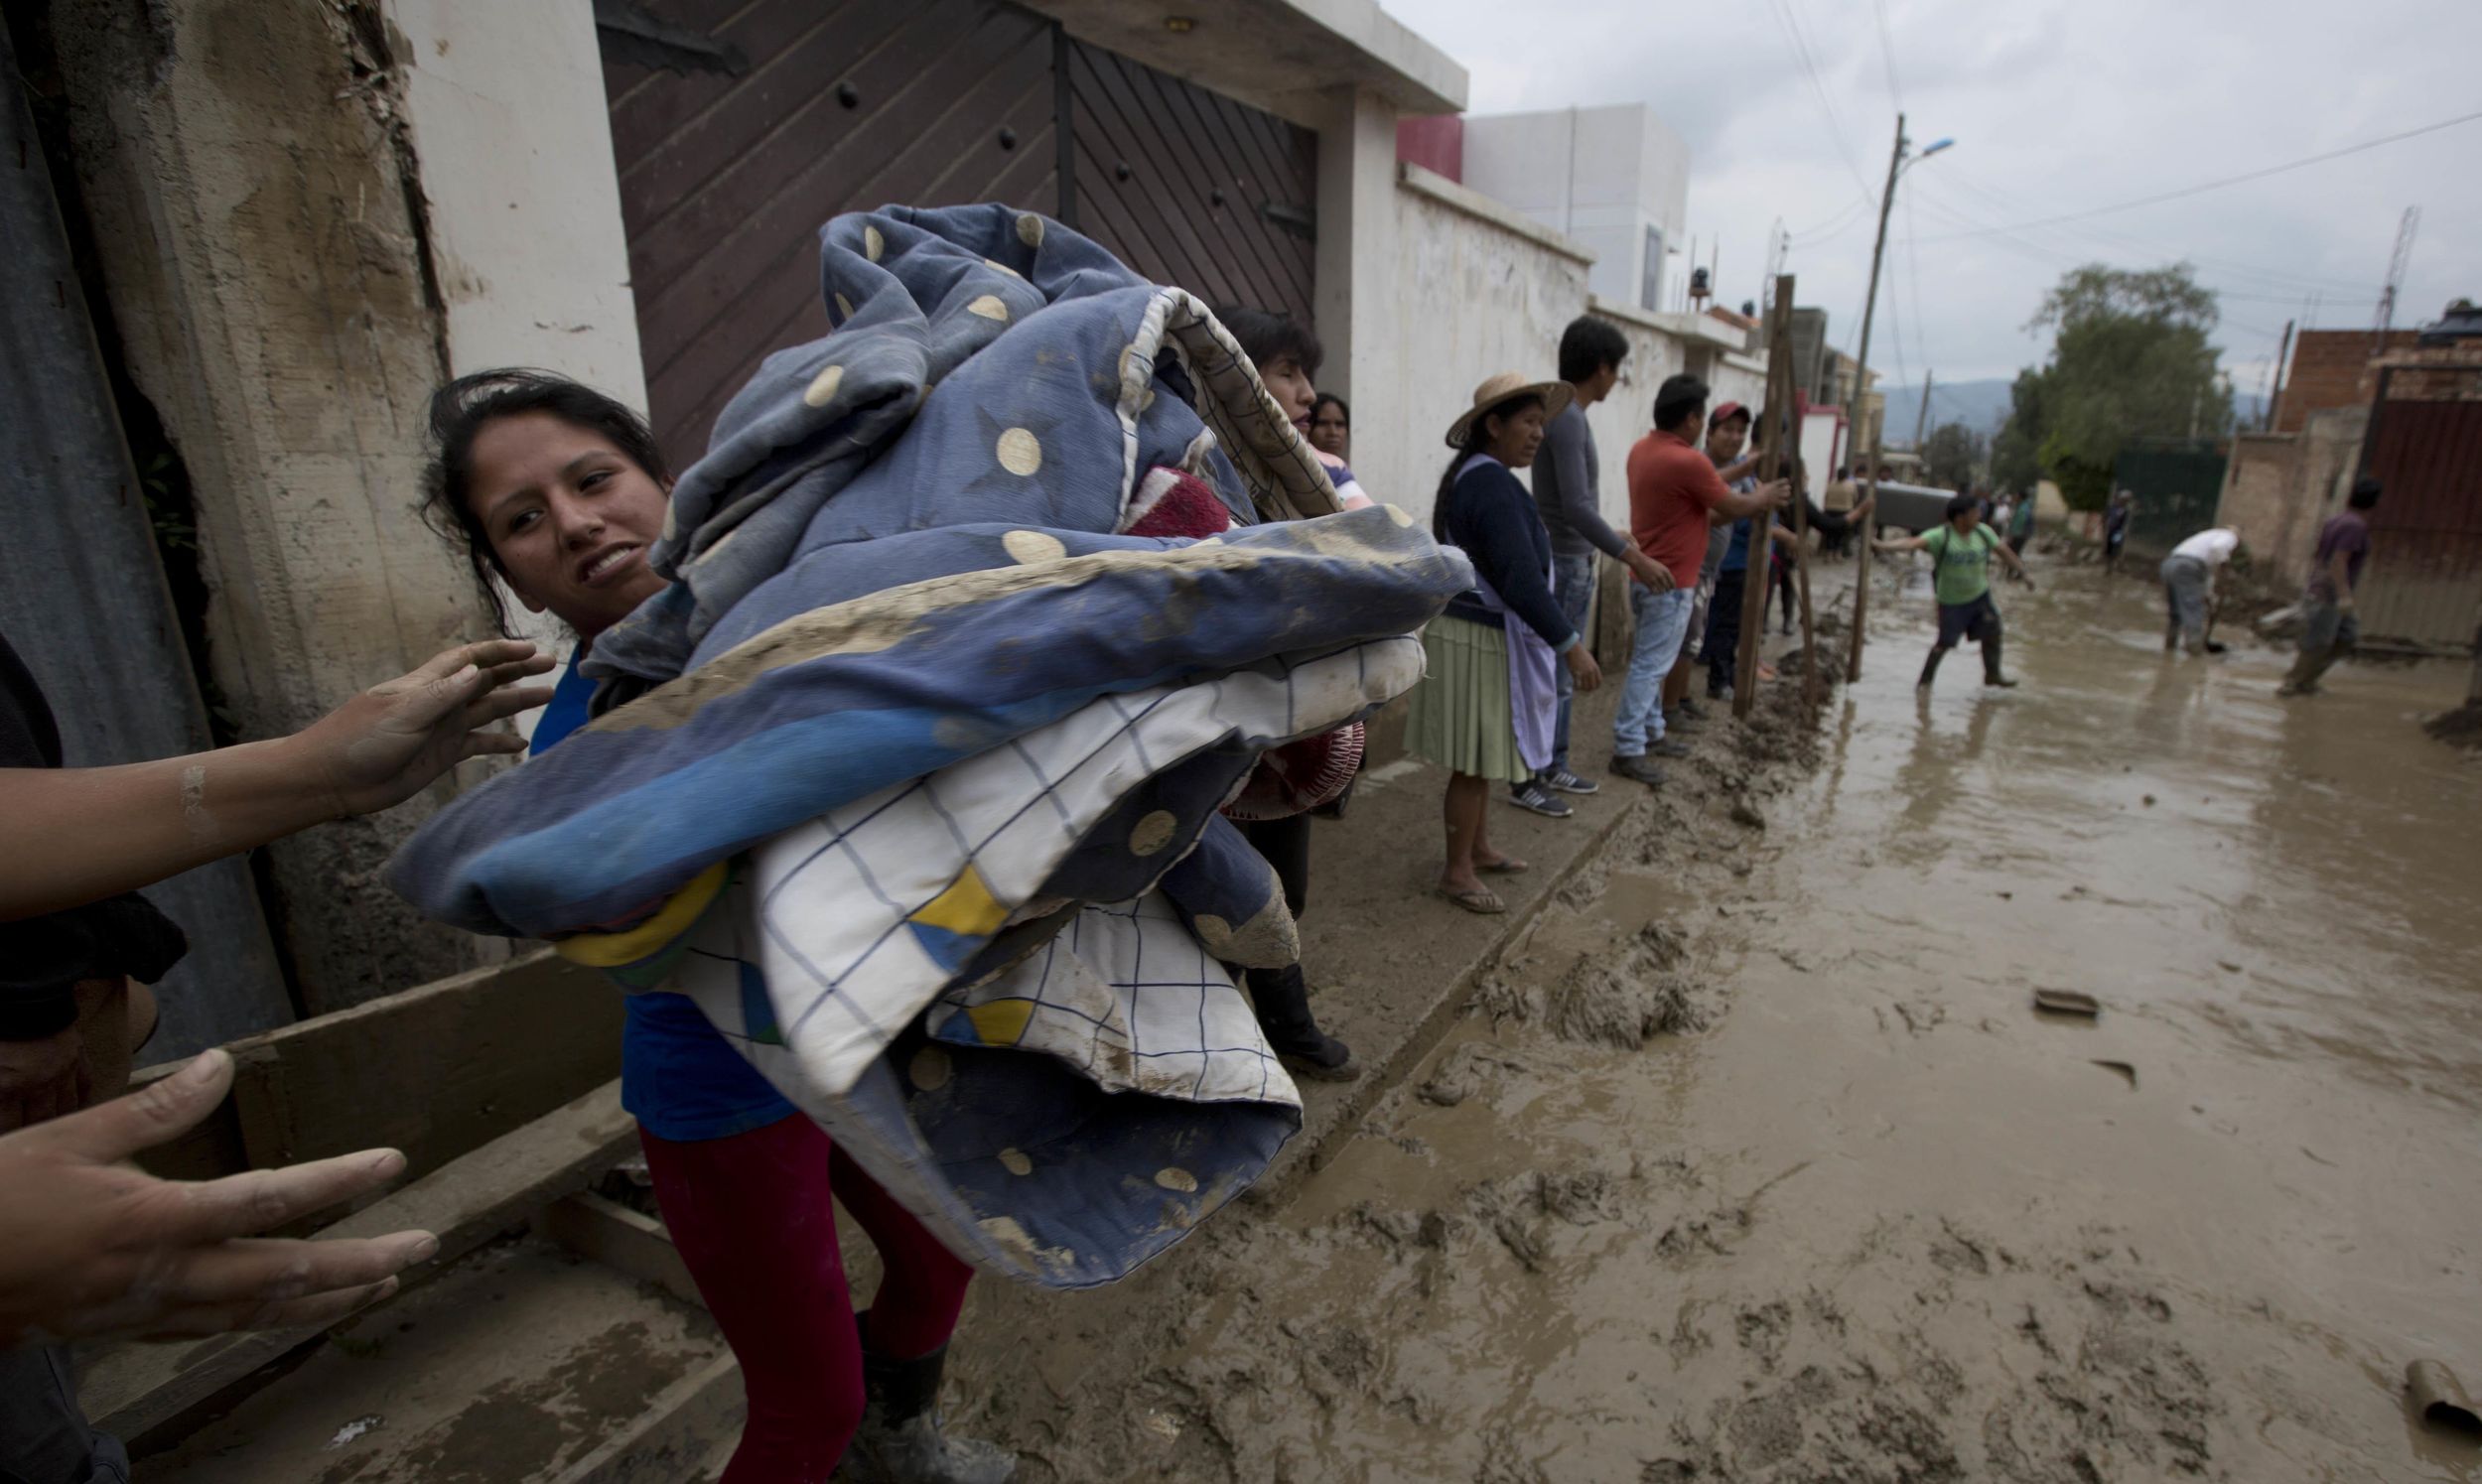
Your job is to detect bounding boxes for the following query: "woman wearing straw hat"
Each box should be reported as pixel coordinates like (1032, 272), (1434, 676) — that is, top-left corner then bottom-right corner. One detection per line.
(1408, 373), (1603, 914)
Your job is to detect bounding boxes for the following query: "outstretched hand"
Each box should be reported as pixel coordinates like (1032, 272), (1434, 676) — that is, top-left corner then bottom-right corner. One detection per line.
(0, 1050), (436, 1346)
(293, 640), (557, 816)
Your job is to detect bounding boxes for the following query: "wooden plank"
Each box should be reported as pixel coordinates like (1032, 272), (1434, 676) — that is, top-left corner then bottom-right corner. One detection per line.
(534, 1192), (704, 1310)
(84, 1079), (637, 1444)
(550, 1353), (747, 1484)
(1734, 275), (1799, 718)
(133, 949), (621, 1185)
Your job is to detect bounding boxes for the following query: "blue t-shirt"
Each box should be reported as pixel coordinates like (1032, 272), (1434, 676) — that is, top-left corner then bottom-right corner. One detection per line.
(1720, 516), (1756, 574)
(533, 654), (795, 1143)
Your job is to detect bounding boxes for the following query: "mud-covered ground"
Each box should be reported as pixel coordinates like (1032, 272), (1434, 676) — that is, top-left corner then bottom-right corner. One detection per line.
(954, 554), (2482, 1483)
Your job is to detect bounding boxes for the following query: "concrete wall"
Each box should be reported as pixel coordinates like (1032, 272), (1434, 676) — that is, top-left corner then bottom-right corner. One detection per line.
(2215, 406), (2367, 590)
(45, 0), (640, 1012)
(1367, 165), (1594, 534)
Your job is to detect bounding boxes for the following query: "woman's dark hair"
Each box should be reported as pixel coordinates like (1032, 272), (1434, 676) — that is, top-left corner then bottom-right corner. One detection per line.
(1311, 392), (1350, 427)
(1431, 393), (1546, 541)
(420, 368), (671, 632)
(1216, 306), (1323, 378)
(1558, 317), (1631, 384)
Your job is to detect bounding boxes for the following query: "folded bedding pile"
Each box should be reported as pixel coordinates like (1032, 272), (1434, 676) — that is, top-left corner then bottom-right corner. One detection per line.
(389, 204), (1468, 1287)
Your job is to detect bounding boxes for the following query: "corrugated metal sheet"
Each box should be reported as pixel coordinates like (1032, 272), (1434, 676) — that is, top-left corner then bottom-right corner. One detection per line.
(2359, 379), (2482, 648)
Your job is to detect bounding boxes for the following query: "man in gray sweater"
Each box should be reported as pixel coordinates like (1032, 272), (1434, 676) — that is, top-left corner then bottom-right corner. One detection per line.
(1515, 317), (1674, 815)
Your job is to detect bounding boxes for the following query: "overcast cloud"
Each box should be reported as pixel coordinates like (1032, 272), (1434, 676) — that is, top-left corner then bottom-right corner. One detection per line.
(1379, 0), (2481, 406)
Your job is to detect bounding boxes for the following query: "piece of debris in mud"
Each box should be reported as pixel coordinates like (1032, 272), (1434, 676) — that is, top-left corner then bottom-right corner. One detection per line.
(1418, 1041), (1524, 1107)
(2090, 1059), (2137, 1088)
(1728, 798), (1767, 830)
(2425, 700), (2482, 750)
(2408, 1359), (2482, 1435)
(2034, 988), (2102, 1017)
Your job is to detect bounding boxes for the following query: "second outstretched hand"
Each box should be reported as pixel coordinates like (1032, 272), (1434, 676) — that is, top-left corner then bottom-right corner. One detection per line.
(296, 639), (557, 816)
(0, 1049), (435, 1347)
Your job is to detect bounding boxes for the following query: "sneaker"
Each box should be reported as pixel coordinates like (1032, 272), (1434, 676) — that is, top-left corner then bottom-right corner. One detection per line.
(1646, 739), (1693, 759)
(1507, 780), (1575, 818)
(1608, 753), (1666, 787)
(1984, 675), (2020, 689)
(1538, 767), (1601, 796)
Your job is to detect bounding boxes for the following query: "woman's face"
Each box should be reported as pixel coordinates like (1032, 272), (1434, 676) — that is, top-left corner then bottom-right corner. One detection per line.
(1309, 401), (1350, 458)
(1260, 354), (1317, 439)
(465, 410), (671, 640)
(1486, 404), (1549, 470)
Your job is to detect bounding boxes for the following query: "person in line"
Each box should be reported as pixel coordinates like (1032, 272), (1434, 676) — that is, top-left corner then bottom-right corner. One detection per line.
(2160, 526), (2242, 657)
(2005, 487), (2037, 560)
(1660, 402), (1769, 720)
(1519, 317), (1676, 815)
(1213, 308), (1363, 1081)
(2279, 476), (2380, 698)
(2, 626), (551, 1482)
(1309, 392), (1351, 462)
(2104, 488), (2136, 574)
(421, 369), (1013, 1484)
(1611, 375), (1786, 785)
(1821, 465), (1861, 557)
(1222, 308), (1373, 513)
(1873, 492), (2031, 691)
(1699, 413), (1800, 703)
(0, 1047), (435, 1350)
(1408, 374), (1599, 913)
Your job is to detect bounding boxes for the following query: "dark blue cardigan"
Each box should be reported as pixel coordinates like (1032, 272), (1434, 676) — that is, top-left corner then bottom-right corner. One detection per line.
(1439, 461), (1576, 650)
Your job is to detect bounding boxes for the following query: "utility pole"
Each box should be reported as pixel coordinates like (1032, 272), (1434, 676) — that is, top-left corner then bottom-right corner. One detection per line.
(1911, 368), (1933, 450)
(2266, 320), (2293, 432)
(1846, 115), (1908, 685)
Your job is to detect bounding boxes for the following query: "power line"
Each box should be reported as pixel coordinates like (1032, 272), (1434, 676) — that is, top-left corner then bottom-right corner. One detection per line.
(1763, 0), (1874, 196)
(1913, 105), (2482, 243)
(1869, 0), (1903, 109)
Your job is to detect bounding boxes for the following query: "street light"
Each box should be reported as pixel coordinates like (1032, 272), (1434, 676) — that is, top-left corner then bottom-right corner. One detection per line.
(1846, 115), (1953, 681)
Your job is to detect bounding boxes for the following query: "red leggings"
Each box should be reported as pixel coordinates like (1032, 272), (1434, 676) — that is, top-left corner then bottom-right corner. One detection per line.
(640, 1112), (975, 1483)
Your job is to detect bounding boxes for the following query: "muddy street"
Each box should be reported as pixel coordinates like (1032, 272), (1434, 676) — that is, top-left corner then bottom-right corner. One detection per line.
(972, 557), (2482, 1484)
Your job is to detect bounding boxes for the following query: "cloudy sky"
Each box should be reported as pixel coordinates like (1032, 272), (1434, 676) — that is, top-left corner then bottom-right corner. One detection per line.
(1380, 0), (2480, 405)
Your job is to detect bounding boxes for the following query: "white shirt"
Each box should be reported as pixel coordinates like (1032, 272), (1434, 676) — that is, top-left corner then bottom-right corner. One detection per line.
(2171, 528), (2240, 566)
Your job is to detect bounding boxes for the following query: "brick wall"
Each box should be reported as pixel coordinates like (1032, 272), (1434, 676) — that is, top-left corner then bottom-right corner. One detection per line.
(2274, 330), (2417, 433)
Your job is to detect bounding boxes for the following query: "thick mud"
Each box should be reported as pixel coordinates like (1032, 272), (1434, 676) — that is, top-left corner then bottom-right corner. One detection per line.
(961, 559), (2482, 1483)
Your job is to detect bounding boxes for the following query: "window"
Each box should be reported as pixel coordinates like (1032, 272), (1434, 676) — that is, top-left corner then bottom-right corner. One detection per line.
(1640, 224), (1664, 312)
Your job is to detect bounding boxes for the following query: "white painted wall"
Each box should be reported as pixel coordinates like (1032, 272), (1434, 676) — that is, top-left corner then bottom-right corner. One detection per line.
(384, 0), (649, 407)
(1461, 104), (1692, 313)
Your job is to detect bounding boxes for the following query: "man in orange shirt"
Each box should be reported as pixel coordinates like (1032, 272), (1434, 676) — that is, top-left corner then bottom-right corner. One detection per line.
(1609, 376), (1787, 785)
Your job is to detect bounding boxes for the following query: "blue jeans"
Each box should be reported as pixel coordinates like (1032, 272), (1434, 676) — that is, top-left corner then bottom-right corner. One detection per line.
(1547, 552), (1596, 773)
(1614, 585), (1694, 757)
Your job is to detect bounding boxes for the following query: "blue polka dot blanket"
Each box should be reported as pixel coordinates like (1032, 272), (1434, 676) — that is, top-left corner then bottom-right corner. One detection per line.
(387, 204), (1471, 1287)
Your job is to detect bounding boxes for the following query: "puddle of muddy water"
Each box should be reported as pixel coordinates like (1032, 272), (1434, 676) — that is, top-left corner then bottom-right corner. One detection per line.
(1082, 563), (2482, 1484)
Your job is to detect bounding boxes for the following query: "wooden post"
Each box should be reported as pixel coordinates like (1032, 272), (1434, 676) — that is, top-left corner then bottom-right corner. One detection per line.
(1733, 274), (1799, 719)
(1847, 116), (1911, 685)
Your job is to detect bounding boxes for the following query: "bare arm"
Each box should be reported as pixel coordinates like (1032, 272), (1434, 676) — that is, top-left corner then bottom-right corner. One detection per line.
(1995, 539), (2033, 585)
(0, 640), (552, 920)
(1716, 478), (1790, 522)
(1874, 533), (1931, 554)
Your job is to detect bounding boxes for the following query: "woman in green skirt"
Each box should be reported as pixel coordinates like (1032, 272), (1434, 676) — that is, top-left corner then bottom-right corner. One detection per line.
(1410, 373), (1603, 913)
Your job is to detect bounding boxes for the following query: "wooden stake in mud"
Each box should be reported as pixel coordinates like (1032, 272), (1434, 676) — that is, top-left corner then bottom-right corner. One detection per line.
(1732, 274), (1800, 721)
(1846, 115), (1910, 685)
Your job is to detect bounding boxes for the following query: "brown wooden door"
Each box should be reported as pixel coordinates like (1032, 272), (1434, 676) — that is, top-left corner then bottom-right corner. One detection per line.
(600, 3), (1314, 468)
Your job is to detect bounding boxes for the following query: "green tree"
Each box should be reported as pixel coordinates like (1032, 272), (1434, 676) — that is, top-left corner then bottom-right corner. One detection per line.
(1989, 264), (2228, 511)
(1989, 367), (2049, 494)
(1919, 420), (1986, 491)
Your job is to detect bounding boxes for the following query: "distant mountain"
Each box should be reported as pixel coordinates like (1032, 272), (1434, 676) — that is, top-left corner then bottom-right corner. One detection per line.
(1878, 378), (2270, 449)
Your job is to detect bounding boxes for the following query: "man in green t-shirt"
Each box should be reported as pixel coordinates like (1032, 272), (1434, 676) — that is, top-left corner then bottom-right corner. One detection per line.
(1875, 492), (2032, 690)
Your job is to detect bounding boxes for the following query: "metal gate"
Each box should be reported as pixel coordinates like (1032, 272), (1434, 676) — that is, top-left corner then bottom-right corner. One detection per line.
(600, 1), (1315, 467)
(2357, 367), (2482, 648)
(2113, 442), (2229, 561)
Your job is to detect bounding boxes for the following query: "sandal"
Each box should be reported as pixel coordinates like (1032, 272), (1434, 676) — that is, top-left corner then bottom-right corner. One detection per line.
(1438, 883), (1506, 914)
(1476, 857), (1531, 876)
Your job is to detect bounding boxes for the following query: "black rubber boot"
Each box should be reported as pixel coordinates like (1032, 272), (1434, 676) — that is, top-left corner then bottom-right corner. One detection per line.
(846, 1321), (1016, 1484)
(1982, 627), (2017, 687)
(1247, 963), (1359, 1082)
(1917, 646), (1947, 689)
